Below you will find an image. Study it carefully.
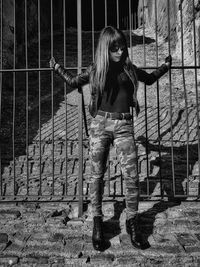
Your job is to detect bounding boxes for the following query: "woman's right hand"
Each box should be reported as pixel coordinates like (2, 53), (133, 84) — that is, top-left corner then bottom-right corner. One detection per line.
(49, 57), (56, 68)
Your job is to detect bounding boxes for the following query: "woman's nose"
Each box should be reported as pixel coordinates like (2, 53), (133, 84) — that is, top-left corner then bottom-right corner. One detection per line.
(117, 48), (123, 54)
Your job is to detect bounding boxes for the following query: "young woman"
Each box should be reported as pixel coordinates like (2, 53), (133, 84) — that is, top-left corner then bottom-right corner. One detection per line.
(49, 26), (172, 251)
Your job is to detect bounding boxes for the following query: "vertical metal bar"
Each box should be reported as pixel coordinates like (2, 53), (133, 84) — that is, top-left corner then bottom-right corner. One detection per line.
(129, 0), (133, 60)
(127, 0), (134, 196)
(63, 0), (68, 196)
(134, 9), (137, 30)
(142, 0), (150, 196)
(38, 0), (42, 196)
(0, 0), (2, 196)
(13, 0), (16, 195)
(154, 0), (163, 198)
(50, 0), (55, 195)
(142, 0), (146, 63)
(192, 0), (200, 197)
(104, 0), (111, 195)
(106, 0), (111, 196)
(180, 1), (189, 196)
(77, 0), (83, 217)
(167, 0), (175, 196)
(107, 159), (110, 196)
(25, 0), (29, 195)
(91, 0), (95, 61)
(82, 96), (88, 137)
(116, 0), (119, 28)
(104, 0), (107, 27)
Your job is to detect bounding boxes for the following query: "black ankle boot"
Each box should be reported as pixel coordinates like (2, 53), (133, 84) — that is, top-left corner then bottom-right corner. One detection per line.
(126, 216), (150, 250)
(126, 216), (141, 249)
(92, 216), (104, 250)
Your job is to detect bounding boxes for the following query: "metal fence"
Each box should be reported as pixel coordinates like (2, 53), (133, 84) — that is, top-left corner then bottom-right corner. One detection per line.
(0, 0), (200, 216)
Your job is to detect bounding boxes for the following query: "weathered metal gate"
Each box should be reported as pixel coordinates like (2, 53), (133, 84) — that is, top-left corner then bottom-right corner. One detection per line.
(0, 0), (199, 216)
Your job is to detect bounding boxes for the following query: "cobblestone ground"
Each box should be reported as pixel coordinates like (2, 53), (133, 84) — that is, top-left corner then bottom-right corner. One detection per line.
(0, 200), (200, 266)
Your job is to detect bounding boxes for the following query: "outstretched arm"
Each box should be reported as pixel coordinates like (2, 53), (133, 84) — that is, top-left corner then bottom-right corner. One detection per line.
(49, 57), (90, 88)
(135, 55), (172, 85)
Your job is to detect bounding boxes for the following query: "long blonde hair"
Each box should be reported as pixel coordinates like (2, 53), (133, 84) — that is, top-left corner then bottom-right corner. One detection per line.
(90, 26), (129, 95)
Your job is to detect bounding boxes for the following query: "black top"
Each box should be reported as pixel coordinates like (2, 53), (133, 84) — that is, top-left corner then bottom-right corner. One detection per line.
(99, 61), (134, 113)
(56, 59), (168, 117)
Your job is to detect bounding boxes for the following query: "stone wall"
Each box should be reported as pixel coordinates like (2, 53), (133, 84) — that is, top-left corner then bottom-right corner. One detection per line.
(175, 0), (200, 64)
(138, 0), (200, 64)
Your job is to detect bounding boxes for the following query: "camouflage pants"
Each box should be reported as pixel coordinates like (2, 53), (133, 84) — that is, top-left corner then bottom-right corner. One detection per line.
(89, 114), (139, 220)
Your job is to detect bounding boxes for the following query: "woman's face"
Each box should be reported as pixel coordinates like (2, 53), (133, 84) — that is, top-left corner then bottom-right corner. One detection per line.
(109, 45), (125, 62)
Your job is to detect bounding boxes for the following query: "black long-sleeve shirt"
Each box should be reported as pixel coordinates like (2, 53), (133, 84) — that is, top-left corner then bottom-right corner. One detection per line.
(55, 61), (168, 116)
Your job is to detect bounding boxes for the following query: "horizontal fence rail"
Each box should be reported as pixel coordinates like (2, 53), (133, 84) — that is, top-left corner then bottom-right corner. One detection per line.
(0, 0), (199, 216)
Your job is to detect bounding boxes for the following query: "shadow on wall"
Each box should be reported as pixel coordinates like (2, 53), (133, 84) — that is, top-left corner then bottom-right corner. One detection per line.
(138, 135), (199, 199)
(136, 104), (199, 200)
(125, 32), (155, 46)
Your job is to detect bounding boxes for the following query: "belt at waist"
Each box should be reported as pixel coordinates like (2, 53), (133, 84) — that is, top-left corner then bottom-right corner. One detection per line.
(97, 110), (132, 120)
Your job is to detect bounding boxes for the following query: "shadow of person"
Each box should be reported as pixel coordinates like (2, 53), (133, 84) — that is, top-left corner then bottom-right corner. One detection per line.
(100, 200), (181, 251)
(102, 200), (125, 248)
(137, 200), (182, 248)
(102, 200), (151, 250)
(94, 239), (111, 252)
(137, 135), (194, 203)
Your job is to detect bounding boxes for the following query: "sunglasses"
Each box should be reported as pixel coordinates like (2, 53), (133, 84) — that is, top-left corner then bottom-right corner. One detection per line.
(109, 45), (125, 53)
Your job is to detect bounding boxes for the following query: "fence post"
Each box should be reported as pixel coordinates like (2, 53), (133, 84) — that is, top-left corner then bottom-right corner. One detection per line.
(77, 0), (83, 217)
(0, 0), (2, 197)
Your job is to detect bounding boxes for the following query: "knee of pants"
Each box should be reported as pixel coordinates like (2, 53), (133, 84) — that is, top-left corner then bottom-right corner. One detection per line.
(90, 160), (107, 179)
(120, 157), (138, 177)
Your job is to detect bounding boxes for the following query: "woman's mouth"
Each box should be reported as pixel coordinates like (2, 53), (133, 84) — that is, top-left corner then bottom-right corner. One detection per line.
(114, 56), (121, 61)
